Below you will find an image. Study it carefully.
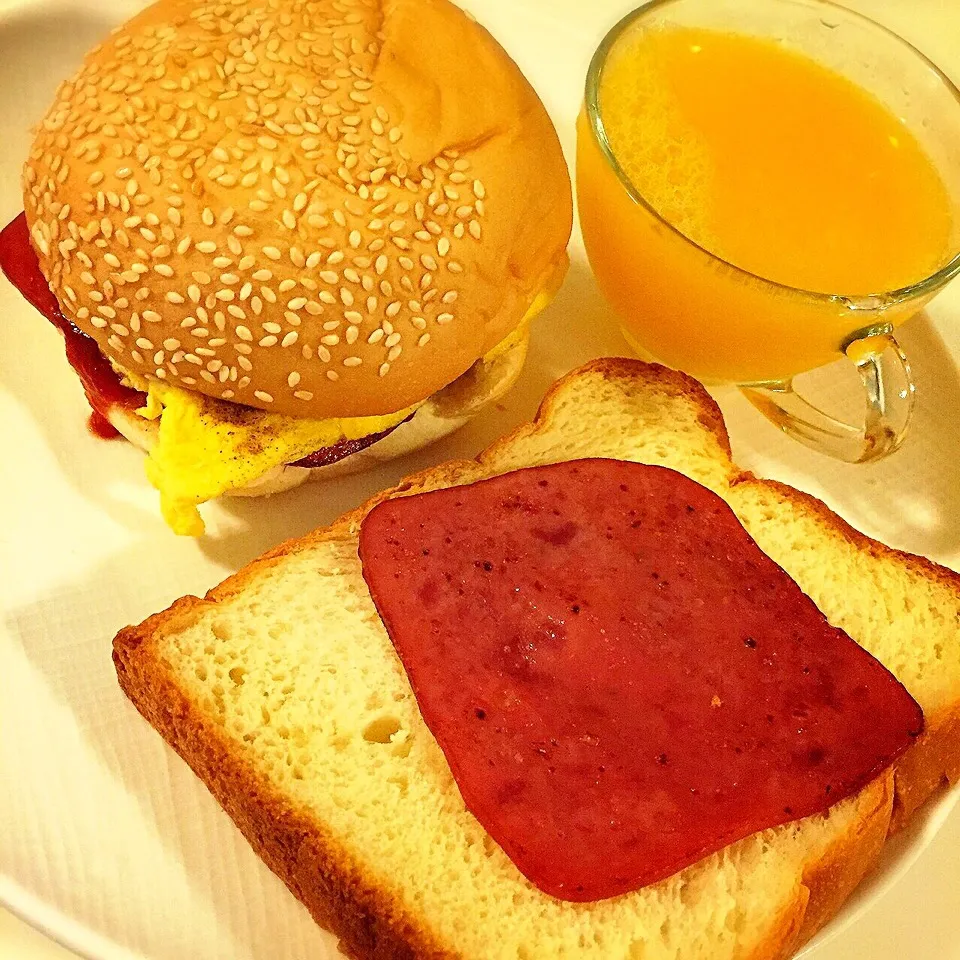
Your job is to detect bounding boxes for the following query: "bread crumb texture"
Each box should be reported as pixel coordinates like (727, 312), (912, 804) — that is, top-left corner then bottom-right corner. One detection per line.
(131, 359), (960, 959)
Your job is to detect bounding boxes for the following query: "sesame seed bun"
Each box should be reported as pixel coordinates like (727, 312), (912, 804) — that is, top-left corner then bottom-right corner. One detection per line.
(23, 0), (571, 419)
(108, 329), (529, 496)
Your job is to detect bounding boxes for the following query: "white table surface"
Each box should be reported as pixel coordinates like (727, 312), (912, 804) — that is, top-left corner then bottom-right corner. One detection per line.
(3, 0), (959, 958)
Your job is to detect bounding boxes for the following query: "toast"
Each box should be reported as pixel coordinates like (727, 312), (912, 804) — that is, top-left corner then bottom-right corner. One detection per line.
(113, 358), (960, 960)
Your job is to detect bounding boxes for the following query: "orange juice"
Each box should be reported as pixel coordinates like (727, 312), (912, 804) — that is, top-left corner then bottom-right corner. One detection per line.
(577, 26), (954, 383)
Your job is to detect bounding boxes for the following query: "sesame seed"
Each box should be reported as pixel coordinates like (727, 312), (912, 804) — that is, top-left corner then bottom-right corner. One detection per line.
(437, 313), (454, 325)
(236, 325), (253, 341)
(254, 390), (274, 403)
(326, 370), (339, 381)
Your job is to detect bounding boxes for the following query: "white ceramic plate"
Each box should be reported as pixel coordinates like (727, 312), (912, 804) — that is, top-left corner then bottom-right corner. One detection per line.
(1, 1), (958, 958)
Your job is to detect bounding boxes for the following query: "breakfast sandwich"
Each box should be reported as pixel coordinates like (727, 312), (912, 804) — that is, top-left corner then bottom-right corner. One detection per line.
(0, 0), (572, 534)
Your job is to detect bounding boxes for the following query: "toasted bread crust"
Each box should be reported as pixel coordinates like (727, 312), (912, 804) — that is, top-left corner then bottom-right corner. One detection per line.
(891, 707), (960, 831)
(793, 774), (894, 949)
(113, 358), (959, 960)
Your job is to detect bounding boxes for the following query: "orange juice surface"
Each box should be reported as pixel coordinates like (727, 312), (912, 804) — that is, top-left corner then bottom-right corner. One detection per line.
(600, 27), (952, 294)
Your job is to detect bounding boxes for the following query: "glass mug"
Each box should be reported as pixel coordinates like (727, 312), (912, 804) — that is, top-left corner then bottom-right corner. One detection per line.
(577, 0), (960, 462)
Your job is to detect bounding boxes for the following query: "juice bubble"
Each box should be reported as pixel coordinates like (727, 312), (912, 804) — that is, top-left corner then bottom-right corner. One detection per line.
(600, 27), (716, 250)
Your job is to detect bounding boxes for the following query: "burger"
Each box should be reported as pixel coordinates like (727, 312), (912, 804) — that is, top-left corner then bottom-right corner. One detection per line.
(0, 0), (571, 534)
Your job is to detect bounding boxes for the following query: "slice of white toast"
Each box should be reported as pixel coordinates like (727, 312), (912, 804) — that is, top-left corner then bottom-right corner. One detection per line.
(113, 359), (960, 960)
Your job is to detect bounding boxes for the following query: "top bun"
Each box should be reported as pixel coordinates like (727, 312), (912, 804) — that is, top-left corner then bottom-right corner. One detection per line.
(24, 0), (571, 418)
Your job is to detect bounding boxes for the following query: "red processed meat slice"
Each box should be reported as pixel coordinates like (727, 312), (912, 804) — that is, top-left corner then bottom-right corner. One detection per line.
(359, 459), (923, 901)
(289, 413), (414, 468)
(0, 213), (143, 433)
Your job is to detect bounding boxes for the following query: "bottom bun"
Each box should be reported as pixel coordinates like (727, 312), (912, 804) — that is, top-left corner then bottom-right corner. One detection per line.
(108, 334), (529, 499)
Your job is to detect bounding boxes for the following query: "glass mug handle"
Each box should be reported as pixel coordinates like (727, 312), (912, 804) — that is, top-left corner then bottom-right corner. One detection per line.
(738, 324), (915, 464)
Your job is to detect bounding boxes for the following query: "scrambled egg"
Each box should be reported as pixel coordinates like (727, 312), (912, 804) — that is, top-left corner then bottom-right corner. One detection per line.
(131, 376), (416, 536)
(133, 285), (560, 536)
